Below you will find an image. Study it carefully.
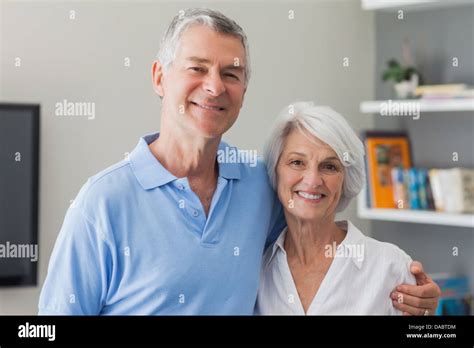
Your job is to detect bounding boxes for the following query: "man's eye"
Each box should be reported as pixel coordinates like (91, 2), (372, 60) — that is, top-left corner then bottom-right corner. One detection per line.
(224, 73), (239, 80)
(189, 67), (204, 72)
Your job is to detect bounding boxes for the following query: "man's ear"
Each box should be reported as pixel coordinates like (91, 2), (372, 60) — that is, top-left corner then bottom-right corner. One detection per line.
(152, 60), (165, 97)
(240, 87), (247, 107)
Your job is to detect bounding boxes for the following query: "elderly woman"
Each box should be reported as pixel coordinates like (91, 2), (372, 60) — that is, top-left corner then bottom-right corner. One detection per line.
(257, 102), (426, 315)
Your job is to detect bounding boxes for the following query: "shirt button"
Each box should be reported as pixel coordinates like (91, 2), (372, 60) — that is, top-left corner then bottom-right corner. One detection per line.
(192, 210), (199, 217)
(177, 184), (184, 190)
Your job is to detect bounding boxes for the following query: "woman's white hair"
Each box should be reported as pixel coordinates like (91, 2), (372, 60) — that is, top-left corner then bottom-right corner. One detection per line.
(264, 101), (366, 213)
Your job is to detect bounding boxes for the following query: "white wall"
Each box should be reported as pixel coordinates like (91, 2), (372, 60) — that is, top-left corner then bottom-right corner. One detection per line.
(0, 0), (374, 314)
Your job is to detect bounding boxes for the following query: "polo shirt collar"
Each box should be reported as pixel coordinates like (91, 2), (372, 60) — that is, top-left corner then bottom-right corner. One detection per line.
(129, 132), (241, 190)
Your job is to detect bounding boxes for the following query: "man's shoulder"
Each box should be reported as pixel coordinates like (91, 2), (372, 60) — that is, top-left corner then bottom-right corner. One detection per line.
(238, 156), (268, 177)
(218, 141), (268, 179)
(73, 159), (136, 213)
(89, 158), (131, 184)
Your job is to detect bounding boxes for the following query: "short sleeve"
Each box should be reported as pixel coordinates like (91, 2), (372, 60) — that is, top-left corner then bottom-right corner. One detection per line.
(38, 204), (113, 315)
(389, 249), (417, 315)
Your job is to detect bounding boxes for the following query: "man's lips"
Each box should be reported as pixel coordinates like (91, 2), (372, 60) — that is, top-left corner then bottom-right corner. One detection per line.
(190, 101), (226, 111)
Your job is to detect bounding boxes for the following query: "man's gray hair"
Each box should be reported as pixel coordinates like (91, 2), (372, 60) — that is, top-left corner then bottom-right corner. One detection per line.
(157, 8), (251, 85)
(264, 101), (366, 213)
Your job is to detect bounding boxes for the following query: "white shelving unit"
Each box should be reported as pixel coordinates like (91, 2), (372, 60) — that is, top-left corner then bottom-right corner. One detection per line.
(358, 0), (474, 229)
(357, 187), (474, 228)
(361, 0), (473, 11)
(360, 98), (474, 114)
(358, 98), (474, 227)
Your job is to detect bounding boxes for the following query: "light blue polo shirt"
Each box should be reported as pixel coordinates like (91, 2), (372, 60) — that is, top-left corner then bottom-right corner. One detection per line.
(38, 133), (284, 315)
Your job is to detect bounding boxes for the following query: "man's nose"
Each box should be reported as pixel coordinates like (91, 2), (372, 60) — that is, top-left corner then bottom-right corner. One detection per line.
(203, 72), (226, 96)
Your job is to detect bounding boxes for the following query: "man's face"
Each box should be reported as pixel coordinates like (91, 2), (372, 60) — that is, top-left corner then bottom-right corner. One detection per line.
(153, 25), (247, 139)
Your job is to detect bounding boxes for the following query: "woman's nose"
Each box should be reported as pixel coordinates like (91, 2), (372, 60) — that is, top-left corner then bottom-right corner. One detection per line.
(303, 169), (324, 188)
(203, 72), (225, 96)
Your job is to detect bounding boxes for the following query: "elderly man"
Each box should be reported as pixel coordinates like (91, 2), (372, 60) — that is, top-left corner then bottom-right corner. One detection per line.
(39, 8), (440, 315)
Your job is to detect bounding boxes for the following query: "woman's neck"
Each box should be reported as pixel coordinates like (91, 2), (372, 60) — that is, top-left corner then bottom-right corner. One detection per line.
(284, 214), (346, 266)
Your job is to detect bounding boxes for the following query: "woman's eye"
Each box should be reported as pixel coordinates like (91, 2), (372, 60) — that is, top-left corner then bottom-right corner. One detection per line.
(290, 160), (303, 167)
(323, 163), (338, 171)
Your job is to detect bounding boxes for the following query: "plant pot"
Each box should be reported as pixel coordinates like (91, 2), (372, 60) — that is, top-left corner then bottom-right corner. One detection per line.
(394, 74), (419, 99)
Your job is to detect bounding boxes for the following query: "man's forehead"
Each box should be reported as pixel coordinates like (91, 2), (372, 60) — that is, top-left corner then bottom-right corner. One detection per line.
(177, 25), (246, 58)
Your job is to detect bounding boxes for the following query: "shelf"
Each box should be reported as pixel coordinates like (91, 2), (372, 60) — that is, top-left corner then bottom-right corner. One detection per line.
(357, 188), (474, 228)
(360, 99), (474, 114)
(361, 0), (474, 11)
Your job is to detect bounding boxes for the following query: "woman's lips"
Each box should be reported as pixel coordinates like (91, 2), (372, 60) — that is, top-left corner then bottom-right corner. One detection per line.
(295, 191), (326, 203)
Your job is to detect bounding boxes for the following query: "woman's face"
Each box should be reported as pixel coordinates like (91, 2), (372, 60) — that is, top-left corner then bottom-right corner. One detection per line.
(276, 129), (345, 223)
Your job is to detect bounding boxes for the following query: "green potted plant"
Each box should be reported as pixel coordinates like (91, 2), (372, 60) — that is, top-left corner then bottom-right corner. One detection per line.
(382, 59), (419, 99)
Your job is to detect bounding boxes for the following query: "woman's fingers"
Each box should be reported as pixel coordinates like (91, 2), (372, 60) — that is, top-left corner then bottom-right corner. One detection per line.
(396, 281), (441, 299)
(391, 291), (438, 311)
(392, 299), (431, 316)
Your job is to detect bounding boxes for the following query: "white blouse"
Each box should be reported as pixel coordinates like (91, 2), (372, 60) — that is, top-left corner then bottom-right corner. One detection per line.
(256, 220), (416, 315)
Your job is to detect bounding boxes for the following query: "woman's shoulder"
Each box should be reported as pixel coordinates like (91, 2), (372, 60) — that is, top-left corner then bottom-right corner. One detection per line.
(365, 234), (412, 264)
(342, 221), (415, 287)
(343, 221), (413, 271)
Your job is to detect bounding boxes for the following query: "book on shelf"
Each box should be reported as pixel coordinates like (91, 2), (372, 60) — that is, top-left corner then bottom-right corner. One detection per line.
(362, 129), (474, 213)
(368, 166), (474, 213)
(430, 168), (474, 213)
(390, 167), (435, 210)
(415, 84), (474, 99)
(430, 273), (472, 316)
(391, 167), (407, 209)
(362, 131), (412, 208)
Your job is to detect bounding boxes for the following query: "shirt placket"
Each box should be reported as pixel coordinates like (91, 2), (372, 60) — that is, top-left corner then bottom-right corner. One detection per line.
(173, 178), (207, 237)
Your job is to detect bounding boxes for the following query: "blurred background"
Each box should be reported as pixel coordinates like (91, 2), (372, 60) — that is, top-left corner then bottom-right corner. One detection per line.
(0, 0), (473, 314)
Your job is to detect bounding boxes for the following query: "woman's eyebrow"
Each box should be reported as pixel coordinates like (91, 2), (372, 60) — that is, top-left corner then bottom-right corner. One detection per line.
(286, 151), (307, 157)
(322, 156), (340, 161)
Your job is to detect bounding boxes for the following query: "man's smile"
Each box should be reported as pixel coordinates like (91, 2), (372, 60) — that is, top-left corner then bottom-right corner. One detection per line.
(190, 101), (226, 111)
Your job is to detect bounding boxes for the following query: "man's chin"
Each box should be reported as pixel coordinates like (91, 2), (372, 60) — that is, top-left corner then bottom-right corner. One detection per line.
(191, 121), (233, 139)
(192, 125), (228, 140)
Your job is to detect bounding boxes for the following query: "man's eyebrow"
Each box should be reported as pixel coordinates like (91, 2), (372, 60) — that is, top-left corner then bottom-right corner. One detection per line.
(223, 65), (245, 72)
(185, 56), (246, 72)
(186, 56), (211, 64)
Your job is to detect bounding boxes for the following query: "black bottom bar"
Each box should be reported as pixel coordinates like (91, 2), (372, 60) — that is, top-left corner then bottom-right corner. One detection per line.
(0, 315), (473, 346)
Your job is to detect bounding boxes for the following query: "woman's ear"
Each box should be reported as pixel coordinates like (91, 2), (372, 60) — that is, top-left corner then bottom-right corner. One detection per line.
(152, 60), (165, 97)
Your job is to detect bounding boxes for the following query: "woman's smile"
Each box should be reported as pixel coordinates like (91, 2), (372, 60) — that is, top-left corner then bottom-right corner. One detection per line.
(294, 191), (326, 203)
